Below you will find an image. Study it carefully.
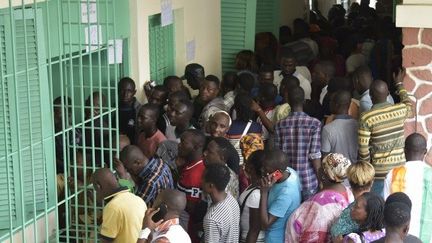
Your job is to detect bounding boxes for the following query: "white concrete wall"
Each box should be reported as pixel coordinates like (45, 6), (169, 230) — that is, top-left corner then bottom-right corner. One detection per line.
(129, 0), (221, 103)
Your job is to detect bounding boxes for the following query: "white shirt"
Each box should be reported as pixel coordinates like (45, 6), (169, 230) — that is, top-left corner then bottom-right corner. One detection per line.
(239, 187), (265, 242)
(273, 69), (312, 100)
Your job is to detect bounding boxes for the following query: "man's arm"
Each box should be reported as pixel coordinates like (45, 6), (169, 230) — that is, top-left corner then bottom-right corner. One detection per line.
(358, 118), (371, 162)
(309, 122), (322, 176)
(394, 69), (413, 117)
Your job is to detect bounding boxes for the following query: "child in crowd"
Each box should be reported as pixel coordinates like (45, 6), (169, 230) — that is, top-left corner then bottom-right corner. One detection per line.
(135, 103), (166, 159)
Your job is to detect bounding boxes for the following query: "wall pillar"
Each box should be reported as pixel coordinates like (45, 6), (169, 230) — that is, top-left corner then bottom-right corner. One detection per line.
(397, 1), (432, 164)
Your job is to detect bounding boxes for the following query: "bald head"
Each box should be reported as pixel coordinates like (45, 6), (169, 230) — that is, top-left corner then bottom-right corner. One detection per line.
(158, 189), (187, 215)
(370, 80), (389, 104)
(92, 168), (119, 200)
(405, 133), (427, 161)
(120, 145), (148, 176)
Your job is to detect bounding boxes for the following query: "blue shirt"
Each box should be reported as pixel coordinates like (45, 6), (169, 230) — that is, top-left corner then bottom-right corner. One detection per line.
(136, 158), (174, 205)
(266, 167), (301, 243)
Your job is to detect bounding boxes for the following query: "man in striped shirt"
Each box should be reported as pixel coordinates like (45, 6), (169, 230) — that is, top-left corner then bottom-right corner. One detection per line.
(202, 163), (240, 243)
(119, 145), (174, 206)
(358, 70), (412, 196)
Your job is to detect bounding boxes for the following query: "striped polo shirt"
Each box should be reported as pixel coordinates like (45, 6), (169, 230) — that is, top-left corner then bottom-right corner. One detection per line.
(358, 84), (412, 179)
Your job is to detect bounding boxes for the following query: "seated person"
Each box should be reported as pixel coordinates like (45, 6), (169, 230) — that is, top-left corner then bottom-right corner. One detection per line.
(260, 149), (301, 243)
(119, 145), (173, 206)
(138, 189), (191, 243)
(203, 136), (240, 199)
(166, 99), (195, 142)
(206, 110), (232, 138)
(135, 104), (166, 158)
(202, 163), (240, 242)
(117, 77), (141, 142)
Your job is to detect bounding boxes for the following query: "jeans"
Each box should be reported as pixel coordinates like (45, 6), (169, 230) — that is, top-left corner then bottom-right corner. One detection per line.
(371, 179), (385, 197)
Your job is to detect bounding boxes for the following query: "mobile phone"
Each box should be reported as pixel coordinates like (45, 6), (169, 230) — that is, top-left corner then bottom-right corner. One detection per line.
(152, 203), (168, 222)
(271, 170), (283, 181)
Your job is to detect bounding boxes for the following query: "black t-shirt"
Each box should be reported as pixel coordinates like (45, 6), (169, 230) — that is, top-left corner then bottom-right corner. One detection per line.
(118, 102), (138, 142)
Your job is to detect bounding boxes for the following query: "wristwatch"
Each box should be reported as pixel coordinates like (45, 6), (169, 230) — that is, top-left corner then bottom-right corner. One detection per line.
(139, 228), (151, 240)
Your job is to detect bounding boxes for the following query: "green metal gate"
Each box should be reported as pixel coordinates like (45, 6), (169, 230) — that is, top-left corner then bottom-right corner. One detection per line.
(0, 0), (129, 242)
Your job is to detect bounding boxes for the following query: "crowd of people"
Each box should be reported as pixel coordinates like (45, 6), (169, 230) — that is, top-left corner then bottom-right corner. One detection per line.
(54, 1), (432, 242)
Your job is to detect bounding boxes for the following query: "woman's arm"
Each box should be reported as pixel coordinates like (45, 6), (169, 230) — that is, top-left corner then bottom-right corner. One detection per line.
(245, 207), (261, 243)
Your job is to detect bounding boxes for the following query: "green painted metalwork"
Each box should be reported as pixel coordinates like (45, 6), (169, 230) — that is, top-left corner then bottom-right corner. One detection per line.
(221, 0), (257, 73)
(0, 0), (130, 242)
(149, 14), (175, 85)
(255, 0), (280, 36)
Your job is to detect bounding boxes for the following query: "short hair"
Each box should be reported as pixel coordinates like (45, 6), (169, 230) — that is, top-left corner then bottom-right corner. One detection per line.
(405, 133), (427, 153)
(246, 150), (265, 177)
(385, 192), (412, 210)
(360, 192), (385, 232)
(259, 64), (274, 73)
(138, 103), (160, 118)
(332, 90), (352, 107)
(177, 99), (195, 116)
(163, 75), (182, 87)
(168, 90), (190, 103)
(287, 86), (305, 106)
(222, 71), (238, 91)
(347, 161), (375, 191)
(279, 47), (296, 60)
(281, 75), (300, 89)
(315, 60), (336, 78)
(384, 202), (411, 228)
(208, 136), (239, 173)
(153, 85), (168, 94)
(118, 77), (136, 90)
(184, 129), (206, 148)
(328, 77), (353, 93)
(203, 163), (231, 191)
(234, 93), (254, 122)
(264, 149), (288, 170)
(205, 75), (220, 87)
(259, 83), (278, 102)
(236, 72), (256, 92)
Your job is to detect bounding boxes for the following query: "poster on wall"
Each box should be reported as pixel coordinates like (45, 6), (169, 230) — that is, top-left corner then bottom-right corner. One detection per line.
(161, 0), (173, 27)
(84, 25), (103, 52)
(186, 39), (196, 62)
(81, 1), (97, 23)
(108, 39), (123, 64)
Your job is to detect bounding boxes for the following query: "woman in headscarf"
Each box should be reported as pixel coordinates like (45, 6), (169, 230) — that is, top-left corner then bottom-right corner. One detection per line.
(285, 153), (353, 243)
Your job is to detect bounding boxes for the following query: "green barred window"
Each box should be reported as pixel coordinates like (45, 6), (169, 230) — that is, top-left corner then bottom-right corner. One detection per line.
(0, 0), (130, 242)
(220, 0), (257, 73)
(255, 0), (280, 36)
(148, 13), (175, 85)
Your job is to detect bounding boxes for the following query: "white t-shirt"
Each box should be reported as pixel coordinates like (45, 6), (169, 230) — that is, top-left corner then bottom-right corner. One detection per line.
(273, 69), (312, 100)
(238, 187), (265, 242)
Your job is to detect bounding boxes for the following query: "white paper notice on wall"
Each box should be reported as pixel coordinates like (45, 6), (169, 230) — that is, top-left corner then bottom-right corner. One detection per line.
(161, 0), (173, 27)
(186, 39), (196, 62)
(81, 2), (97, 23)
(84, 25), (102, 52)
(108, 39), (123, 64)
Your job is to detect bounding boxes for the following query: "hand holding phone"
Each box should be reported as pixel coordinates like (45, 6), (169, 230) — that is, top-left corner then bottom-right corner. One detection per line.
(271, 170), (283, 181)
(151, 203), (168, 222)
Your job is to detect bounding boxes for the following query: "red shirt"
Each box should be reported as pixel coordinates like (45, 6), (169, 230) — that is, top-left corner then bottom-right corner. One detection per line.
(177, 159), (205, 203)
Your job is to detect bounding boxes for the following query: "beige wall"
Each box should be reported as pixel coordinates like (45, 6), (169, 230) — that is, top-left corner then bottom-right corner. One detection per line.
(129, 0), (221, 103)
(280, 0), (307, 28)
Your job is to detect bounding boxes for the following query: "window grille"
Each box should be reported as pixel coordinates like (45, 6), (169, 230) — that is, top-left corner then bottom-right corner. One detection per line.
(0, 0), (128, 242)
